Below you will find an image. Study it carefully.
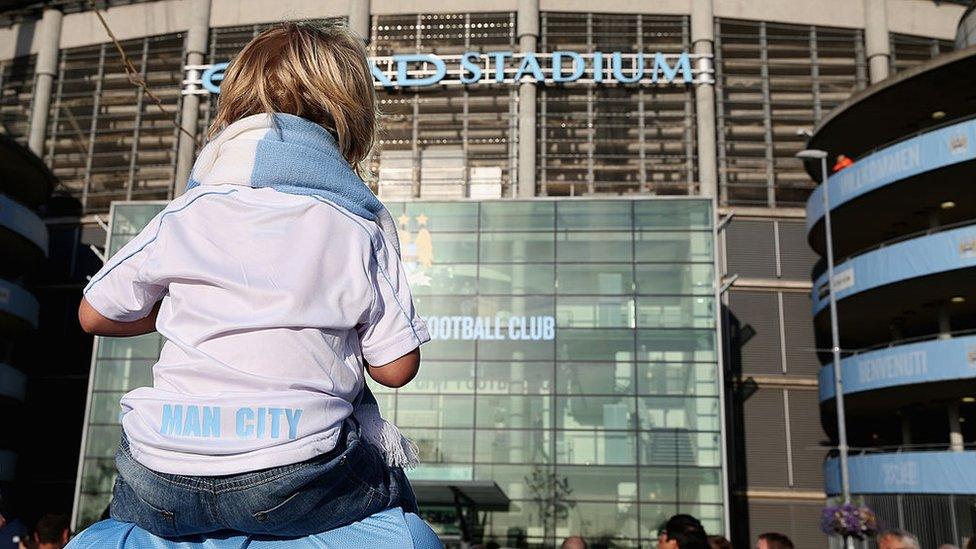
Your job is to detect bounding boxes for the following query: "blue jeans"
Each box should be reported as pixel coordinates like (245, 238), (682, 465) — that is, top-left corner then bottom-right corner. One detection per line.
(110, 418), (418, 538)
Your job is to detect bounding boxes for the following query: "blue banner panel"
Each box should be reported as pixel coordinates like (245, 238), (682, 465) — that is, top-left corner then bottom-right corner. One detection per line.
(811, 225), (976, 315)
(825, 451), (976, 495)
(0, 362), (25, 402)
(0, 194), (48, 255)
(807, 118), (976, 231)
(0, 277), (39, 329)
(819, 335), (976, 402)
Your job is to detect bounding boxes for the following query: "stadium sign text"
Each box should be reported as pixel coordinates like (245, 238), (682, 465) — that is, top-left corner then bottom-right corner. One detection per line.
(191, 51), (711, 94)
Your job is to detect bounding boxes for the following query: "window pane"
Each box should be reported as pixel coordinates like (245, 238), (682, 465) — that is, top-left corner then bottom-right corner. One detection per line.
(557, 465), (637, 501)
(636, 296), (714, 328)
(479, 264), (555, 294)
(637, 363), (718, 396)
(89, 392), (123, 425)
(401, 428), (473, 463)
(418, 232), (477, 263)
(480, 232), (555, 262)
(80, 458), (117, 494)
(637, 329), (716, 362)
(112, 204), (164, 235)
(634, 231), (712, 263)
(93, 359), (154, 391)
(557, 232), (633, 262)
(557, 396), (635, 430)
(404, 202), (479, 231)
(635, 264), (713, 295)
(638, 431), (721, 467)
(408, 264), (478, 295)
(84, 425), (121, 458)
(396, 395), (473, 428)
(634, 200), (711, 230)
(475, 429), (551, 463)
(481, 201), (555, 231)
(556, 263), (633, 295)
(557, 201), (633, 230)
(638, 397), (721, 431)
(475, 464), (549, 501)
(556, 431), (636, 465)
(557, 296), (634, 328)
(556, 362), (635, 396)
(476, 395), (552, 429)
(96, 334), (163, 359)
(557, 328), (635, 362)
(477, 362), (553, 394)
(639, 467), (723, 504)
(398, 361), (475, 394)
(557, 501), (639, 540)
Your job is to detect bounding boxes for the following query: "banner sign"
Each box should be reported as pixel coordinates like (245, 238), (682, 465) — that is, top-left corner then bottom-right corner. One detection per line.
(807, 118), (976, 231)
(0, 194), (48, 255)
(188, 51), (711, 94)
(819, 334), (976, 401)
(811, 225), (976, 315)
(0, 278), (39, 328)
(825, 451), (976, 495)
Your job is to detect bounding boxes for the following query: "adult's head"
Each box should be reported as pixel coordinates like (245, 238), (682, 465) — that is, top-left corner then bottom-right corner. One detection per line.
(657, 514), (708, 549)
(561, 535), (588, 549)
(210, 22), (377, 178)
(708, 535), (732, 549)
(32, 514), (69, 549)
(876, 529), (920, 549)
(757, 532), (794, 549)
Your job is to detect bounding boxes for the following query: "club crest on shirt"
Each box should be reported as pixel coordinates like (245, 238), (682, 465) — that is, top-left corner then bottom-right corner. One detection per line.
(397, 213), (434, 287)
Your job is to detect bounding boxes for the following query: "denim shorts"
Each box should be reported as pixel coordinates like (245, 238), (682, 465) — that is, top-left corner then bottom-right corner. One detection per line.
(110, 418), (418, 538)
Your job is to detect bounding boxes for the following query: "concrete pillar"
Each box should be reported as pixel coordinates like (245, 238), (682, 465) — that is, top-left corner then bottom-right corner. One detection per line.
(948, 401), (964, 451)
(174, 0), (213, 195)
(516, 0), (539, 198)
(348, 0), (371, 42)
(938, 302), (952, 340)
(863, 0), (891, 83)
(27, 9), (63, 157)
(691, 0), (717, 198)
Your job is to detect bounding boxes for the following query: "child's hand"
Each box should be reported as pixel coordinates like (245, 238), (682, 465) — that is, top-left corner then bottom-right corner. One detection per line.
(365, 348), (420, 388)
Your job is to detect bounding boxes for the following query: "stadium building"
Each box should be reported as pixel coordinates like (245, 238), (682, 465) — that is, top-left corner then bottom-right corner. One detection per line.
(805, 10), (976, 547)
(0, 0), (966, 546)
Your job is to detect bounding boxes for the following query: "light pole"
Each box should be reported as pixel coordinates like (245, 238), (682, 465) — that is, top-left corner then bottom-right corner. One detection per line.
(797, 149), (853, 514)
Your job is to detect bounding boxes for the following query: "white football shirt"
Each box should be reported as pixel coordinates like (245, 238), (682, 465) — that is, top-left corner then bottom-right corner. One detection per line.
(84, 184), (429, 475)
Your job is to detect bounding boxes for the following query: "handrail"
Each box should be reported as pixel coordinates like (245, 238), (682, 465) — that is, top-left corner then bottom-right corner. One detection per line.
(844, 111), (976, 167)
(830, 218), (976, 269)
(839, 327), (976, 357)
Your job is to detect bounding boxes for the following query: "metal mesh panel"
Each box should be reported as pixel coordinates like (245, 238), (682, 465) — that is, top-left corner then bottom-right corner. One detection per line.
(725, 219), (777, 279)
(716, 20), (862, 207)
(787, 389), (826, 490)
(0, 54), (36, 146)
(729, 290), (782, 375)
(889, 33), (954, 75)
(742, 388), (789, 488)
(369, 13), (517, 200)
(538, 13), (695, 197)
(46, 34), (185, 212)
(862, 493), (976, 548)
(747, 500), (828, 548)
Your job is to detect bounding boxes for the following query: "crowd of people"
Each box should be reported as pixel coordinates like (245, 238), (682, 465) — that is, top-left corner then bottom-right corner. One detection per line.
(0, 513), (70, 549)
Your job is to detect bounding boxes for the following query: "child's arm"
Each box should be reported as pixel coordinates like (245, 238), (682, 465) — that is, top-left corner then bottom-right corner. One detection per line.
(366, 347), (420, 388)
(78, 297), (161, 337)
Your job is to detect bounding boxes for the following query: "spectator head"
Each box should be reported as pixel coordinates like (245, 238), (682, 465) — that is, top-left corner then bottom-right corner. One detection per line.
(877, 529), (921, 549)
(561, 536), (588, 549)
(657, 514), (708, 549)
(708, 535), (733, 549)
(32, 514), (69, 549)
(757, 532), (794, 549)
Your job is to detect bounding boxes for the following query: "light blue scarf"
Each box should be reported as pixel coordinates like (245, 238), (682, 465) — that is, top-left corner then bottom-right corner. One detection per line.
(185, 113), (417, 468)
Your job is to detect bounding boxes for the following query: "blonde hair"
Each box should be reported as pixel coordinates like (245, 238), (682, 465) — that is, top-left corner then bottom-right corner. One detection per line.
(209, 22), (377, 177)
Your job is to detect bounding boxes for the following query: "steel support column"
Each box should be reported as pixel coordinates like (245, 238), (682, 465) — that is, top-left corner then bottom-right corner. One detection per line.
(864, 0), (891, 83)
(516, 0), (539, 198)
(691, 0), (717, 199)
(28, 8), (63, 157)
(174, 0), (213, 195)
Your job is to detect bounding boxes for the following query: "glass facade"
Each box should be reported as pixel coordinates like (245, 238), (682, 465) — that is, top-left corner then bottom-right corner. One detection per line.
(74, 198), (723, 545)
